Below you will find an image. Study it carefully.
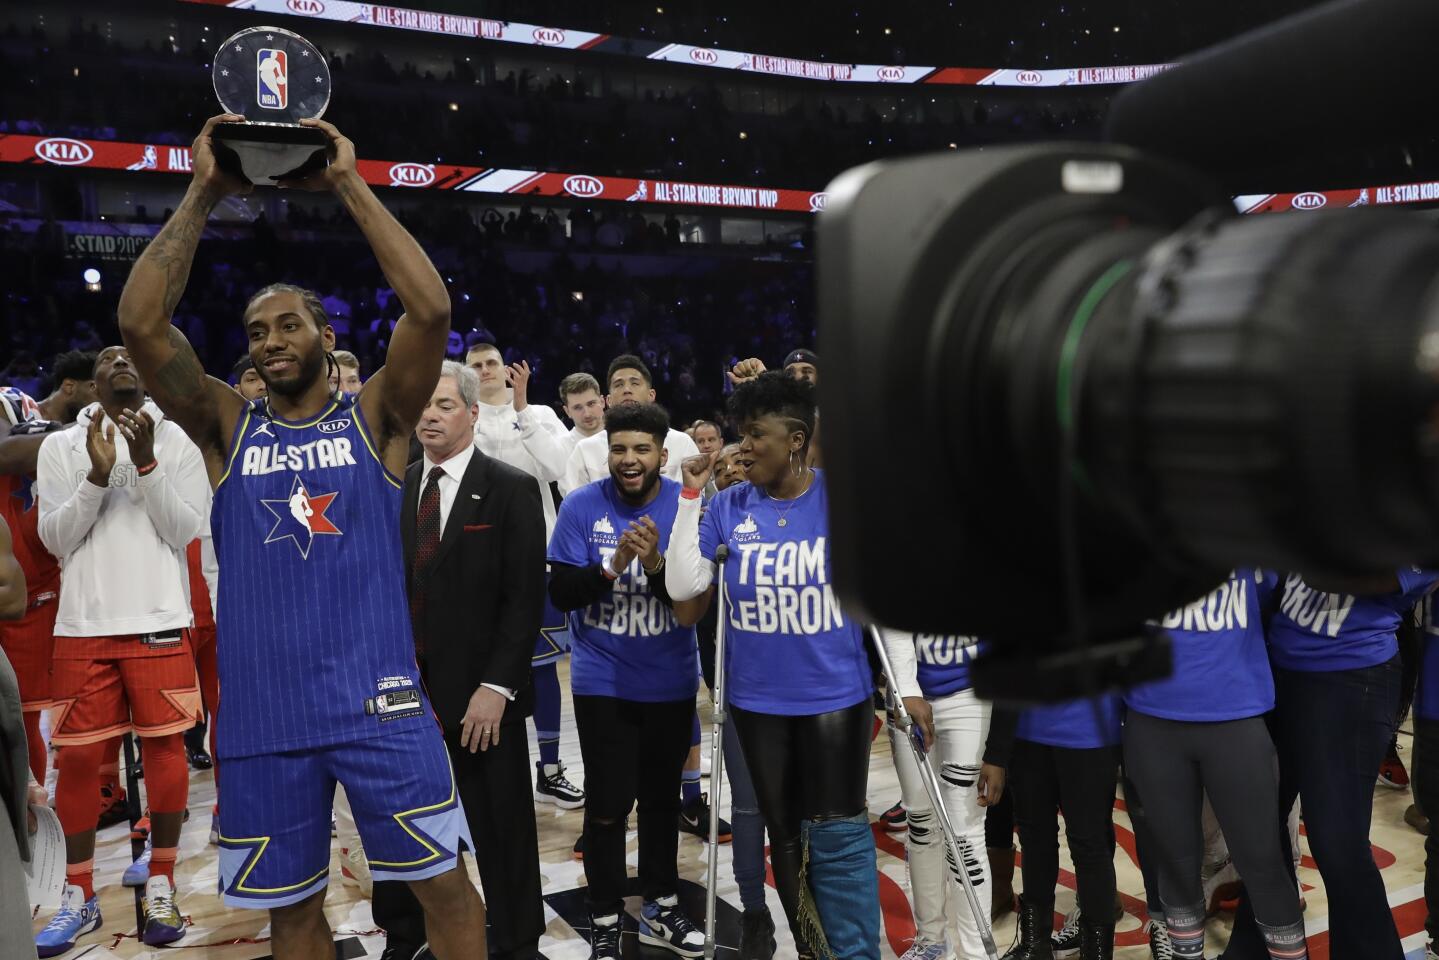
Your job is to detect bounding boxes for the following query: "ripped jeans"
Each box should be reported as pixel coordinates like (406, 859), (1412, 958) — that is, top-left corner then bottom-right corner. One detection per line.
(891, 687), (992, 956)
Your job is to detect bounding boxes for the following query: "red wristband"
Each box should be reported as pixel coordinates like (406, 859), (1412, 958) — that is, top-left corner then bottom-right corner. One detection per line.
(136, 460), (159, 477)
(680, 487), (701, 500)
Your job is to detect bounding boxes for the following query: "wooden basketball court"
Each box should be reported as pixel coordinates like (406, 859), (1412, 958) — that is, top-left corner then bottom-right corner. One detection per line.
(34, 662), (1433, 959)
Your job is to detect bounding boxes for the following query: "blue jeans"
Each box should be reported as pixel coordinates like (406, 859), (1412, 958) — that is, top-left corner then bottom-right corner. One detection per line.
(1224, 656), (1402, 960)
(723, 713), (768, 912)
(805, 812), (881, 960)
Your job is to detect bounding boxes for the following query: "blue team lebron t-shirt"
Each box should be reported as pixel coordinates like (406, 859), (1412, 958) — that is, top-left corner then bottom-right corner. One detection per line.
(549, 476), (699, 703)
(698, 470), (871, 716)
(912, 635), (983, 700)
(1017, 695), (1123, 750)
(1127, 569), (1278, 722)
(1268, 568), (1439, 672)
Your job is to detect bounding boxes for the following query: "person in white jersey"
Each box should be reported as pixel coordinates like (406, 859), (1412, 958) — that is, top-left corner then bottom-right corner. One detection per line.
(559, 355), (699, 497)
(558, 372), (606, 458)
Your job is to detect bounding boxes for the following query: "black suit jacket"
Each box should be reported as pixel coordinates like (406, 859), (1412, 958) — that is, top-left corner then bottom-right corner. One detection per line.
(402, 447), (546, 733)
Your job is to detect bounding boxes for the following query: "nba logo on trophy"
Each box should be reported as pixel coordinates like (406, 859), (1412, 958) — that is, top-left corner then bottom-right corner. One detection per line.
(257, 48), (288, 109)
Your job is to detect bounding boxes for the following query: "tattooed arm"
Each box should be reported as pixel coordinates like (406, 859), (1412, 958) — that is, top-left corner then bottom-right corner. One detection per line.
(117, 114), (248, 479)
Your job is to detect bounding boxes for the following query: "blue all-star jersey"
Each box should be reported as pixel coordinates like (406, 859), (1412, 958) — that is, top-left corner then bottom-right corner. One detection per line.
(211, 395), (431, 759)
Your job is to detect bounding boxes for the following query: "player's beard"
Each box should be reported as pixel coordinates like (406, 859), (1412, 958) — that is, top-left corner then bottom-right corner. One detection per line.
(260, 346), (326, 398)
(615, 462), (662, 505)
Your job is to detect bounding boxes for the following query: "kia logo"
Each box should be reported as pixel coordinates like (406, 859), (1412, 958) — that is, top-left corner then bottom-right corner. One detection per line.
(1291, 191), (1327, 210)
(808, 192), (827, 213)
(35, 138), (94, 166)
(317, 419), (351, 434)
(388, 162), (436, 187)
(1015, 70), (1043, 85)
(286, 0), (324, 13)
(563, 175), (604, 198)
(688, 47), (719, 64)
(877, 66), (905, 82)
(533, 27), (565, 45)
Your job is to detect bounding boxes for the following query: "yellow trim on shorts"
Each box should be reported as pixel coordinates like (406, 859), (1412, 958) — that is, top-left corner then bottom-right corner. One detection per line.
(367, 759), (459, 869)
(222, 833), (330, 895)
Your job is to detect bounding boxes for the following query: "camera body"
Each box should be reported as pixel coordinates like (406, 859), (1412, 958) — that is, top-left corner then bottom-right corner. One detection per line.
(818, 144), (1439, 697)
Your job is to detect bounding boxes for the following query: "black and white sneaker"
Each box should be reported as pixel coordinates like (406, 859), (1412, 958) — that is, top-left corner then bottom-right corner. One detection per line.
(589, 912), (623, 960)
(639, 895), (705, 957)
(1146, 919), (1175, 960)
(1051, 906), (1081, 958)
(536, 762), (586, 809)
(679, 793), (732, 842)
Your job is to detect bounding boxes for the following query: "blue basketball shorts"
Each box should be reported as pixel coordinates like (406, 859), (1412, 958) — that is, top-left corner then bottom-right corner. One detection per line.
(216, 722), (470, 909)
(533, 572), (572, 666)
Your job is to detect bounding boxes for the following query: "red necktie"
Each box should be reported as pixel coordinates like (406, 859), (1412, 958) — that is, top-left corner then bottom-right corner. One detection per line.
(409, 465), (444, 657)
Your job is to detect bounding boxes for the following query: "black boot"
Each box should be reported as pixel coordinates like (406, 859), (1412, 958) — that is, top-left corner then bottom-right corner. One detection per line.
(738, 907), (777, 960)
(1078, 915), (1114, 960)
(989, 845), (1018, 921)
(1001, 898), (1055, 960)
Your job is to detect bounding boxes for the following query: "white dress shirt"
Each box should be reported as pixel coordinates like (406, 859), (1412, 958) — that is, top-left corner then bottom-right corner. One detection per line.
(419, 441), (514, 702)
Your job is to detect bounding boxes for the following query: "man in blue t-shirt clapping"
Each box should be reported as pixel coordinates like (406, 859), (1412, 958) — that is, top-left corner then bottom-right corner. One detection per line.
(548, 403), (704, 960)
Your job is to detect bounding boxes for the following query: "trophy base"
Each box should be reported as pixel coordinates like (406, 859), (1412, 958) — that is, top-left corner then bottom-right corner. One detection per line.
(213, 122), (328, 184)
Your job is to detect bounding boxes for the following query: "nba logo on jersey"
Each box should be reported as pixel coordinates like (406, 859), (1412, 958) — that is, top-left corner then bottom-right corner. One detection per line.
(256, 48), (288, 110)
(261, 475), (341, 559)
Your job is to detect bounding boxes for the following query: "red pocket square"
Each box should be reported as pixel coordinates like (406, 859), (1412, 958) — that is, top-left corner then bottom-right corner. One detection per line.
(463, 524), (493, 532)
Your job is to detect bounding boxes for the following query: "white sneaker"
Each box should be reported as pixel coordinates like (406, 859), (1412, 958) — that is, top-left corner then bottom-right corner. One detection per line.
(340, 844), (373, 898)
(899, 939), (949, 960)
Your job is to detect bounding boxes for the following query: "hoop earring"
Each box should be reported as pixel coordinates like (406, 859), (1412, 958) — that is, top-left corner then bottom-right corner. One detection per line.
(790, 449), (803, 479)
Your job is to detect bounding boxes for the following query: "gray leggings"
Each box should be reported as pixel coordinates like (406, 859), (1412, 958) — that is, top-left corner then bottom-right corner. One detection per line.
(1123, 710), (1303, 932)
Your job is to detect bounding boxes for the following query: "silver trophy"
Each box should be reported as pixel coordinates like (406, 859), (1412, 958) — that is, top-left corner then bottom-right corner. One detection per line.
(211, 26), (332, 183)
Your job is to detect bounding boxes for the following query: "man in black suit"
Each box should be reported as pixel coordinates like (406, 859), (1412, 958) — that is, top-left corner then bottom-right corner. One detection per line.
(374, 360), (548, 960)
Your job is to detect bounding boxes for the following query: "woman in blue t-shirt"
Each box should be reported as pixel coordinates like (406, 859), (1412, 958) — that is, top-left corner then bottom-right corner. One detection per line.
(1001, 688), (1123, 960)
(1223, 569), (1439, 960)
(1413, 595), (1439, 960)
(667, 373), (879, 960)
(1123, 570), (1307, 960)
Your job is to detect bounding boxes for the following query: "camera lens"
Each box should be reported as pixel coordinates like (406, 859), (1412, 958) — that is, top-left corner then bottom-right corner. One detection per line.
(1083, 210), (1439, 577)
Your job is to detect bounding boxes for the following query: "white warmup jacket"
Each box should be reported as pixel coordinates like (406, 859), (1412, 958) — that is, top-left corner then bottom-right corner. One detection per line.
(472, 393), (570, 540)
(37, 401), (209, 637)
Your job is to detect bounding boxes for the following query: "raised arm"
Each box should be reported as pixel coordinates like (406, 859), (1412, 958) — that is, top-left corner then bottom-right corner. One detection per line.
(117, 114), (248, 470)
(284, 119), (450, 457)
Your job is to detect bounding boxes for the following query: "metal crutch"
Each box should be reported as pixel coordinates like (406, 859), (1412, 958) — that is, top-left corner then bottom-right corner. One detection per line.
(867, 625), (1001, 960)
(703, 544), (731, 959)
